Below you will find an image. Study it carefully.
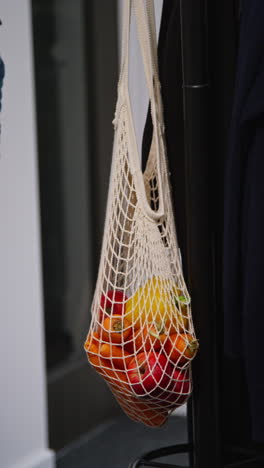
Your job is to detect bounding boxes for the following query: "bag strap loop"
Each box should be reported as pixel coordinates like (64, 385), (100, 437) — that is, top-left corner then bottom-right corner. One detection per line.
(118, 0), (166, 222)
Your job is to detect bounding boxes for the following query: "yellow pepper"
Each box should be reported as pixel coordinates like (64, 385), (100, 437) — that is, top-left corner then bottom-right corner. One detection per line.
(125, 277), (190, 332)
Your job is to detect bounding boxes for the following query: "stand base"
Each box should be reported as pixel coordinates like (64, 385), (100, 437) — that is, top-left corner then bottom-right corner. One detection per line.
(128, 442), (191, 468)
(128, 443), (264, 468)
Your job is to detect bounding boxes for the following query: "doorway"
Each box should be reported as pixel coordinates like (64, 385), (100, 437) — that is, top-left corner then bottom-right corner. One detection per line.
(31, 0), (121, 450)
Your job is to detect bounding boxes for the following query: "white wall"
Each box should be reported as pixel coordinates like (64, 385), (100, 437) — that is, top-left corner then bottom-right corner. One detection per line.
(0, 1), (54, 468)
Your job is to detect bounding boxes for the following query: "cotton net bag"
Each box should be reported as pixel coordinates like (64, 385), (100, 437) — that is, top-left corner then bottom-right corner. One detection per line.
(84, 0), (198, 428)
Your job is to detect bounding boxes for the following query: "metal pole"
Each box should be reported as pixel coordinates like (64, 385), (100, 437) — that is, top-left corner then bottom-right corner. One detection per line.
(180, 1), (221, 467)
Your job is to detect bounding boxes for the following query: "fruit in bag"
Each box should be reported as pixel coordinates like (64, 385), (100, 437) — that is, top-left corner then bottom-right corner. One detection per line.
(125, 277), (189, 332)
(127, 351), (173, 396)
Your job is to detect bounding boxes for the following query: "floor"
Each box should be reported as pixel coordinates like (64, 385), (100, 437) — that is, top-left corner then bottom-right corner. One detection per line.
(56, 414), (189, 468)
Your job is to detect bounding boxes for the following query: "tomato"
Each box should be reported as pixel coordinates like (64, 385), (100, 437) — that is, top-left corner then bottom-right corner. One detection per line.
(99, 290), (127, 321)
(127, 351), (173, 396)
(101, 315), (132, 344)
(171, 367), (191, 396)
(125, 321), (167, 354)
(164, 333), (199, 365)
(160, 367), (191, 407)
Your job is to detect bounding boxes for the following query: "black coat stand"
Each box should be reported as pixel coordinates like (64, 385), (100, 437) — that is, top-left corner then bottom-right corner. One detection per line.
(129, 1), (264, 467)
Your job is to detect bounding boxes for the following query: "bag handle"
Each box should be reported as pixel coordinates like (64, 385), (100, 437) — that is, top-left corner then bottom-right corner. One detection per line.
(118, 0), (166, 222)
(119, 1), (156, 102)
(144, 0), (164, 122)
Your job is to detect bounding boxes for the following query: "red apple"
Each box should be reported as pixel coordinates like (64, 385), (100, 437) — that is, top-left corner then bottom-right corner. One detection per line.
(127, 352), (173, 396)
(99, 290), (127, 321)
(157, 367), (191, 407)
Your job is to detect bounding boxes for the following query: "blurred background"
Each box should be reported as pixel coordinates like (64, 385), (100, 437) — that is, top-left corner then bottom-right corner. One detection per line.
(1, 1), (188, 468)
(31, 0), (169, 454)
(2, 1), (254, 468)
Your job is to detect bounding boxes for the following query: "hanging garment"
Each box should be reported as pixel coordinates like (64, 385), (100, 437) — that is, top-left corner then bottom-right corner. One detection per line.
(0, 57), (4, 111)
(223, 0), (264, 442)
(0, 56), (5, 140)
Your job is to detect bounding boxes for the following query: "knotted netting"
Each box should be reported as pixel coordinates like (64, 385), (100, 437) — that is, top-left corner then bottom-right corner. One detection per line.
(84, 0), (198, 428)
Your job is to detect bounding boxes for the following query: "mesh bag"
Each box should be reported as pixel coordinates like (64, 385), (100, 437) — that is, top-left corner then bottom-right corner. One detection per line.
(84, 0), (198, 428)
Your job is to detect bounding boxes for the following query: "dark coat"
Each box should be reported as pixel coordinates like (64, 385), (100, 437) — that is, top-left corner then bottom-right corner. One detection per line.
(223, 0), (264, 441)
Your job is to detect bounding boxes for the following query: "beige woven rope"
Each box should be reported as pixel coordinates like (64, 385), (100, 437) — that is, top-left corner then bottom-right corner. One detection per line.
(84, 0), (198, 428)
